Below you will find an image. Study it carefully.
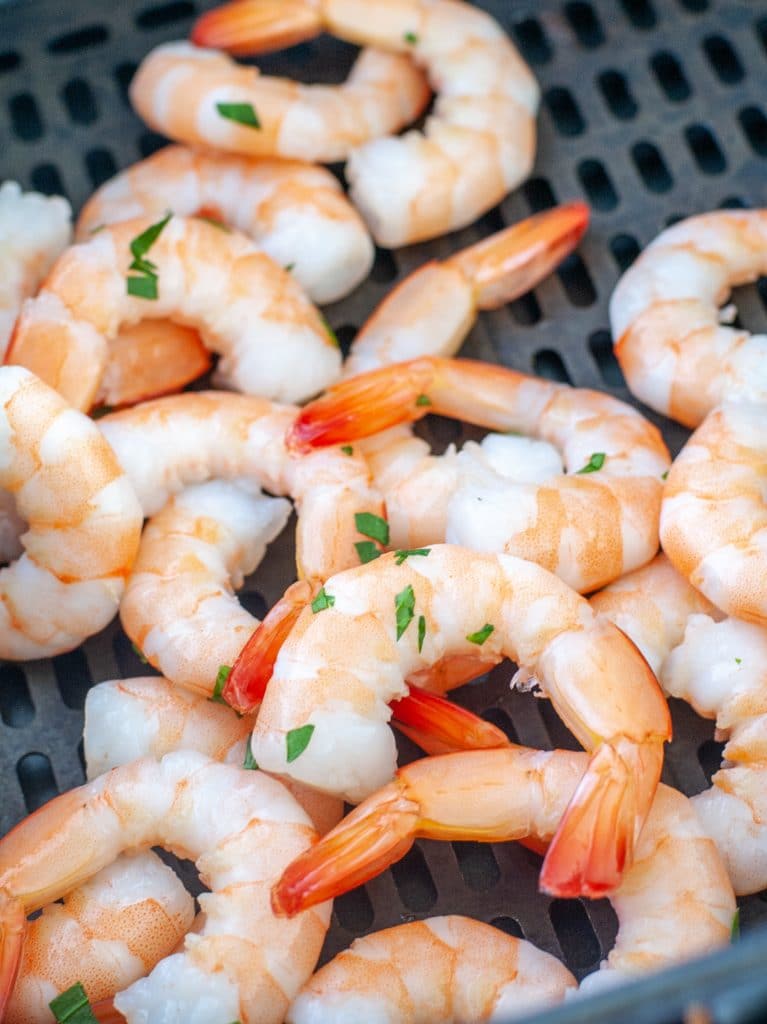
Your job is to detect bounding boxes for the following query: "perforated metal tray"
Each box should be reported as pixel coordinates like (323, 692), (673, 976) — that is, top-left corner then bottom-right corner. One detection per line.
(2, 1), (767, 1020)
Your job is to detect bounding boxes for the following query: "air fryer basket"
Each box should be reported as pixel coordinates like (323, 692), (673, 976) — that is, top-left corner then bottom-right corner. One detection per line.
(2, 0), (767, 1020)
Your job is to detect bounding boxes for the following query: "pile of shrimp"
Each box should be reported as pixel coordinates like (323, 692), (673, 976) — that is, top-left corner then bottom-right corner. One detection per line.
(1, 0), (764, 1021)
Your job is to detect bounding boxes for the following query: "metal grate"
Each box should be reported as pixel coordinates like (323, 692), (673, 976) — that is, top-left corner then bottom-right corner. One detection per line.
(2, 0), (767, 1018)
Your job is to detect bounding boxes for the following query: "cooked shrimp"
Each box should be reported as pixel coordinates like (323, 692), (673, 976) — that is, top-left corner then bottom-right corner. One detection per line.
(0, 182), (71, 358)
(0, 366), (142, 660)
(6, 852), (194, 1024)
(251, 544), (671, 898)
(591, 553), (767, 895)
(130, 42), (430, 165)
(6, 214), (340, 411)
(77, 145), (374, 304)
(0, 751), (331, 1024)
(288, 916), (576, 1024)
(271, 748), (734, 991)
(610, 210), (767, 428)
(290, 357), (670, 593)
(660, 401), (767, 626)
(193, 0), (540, 246)
(97, 391), (382, 581)
(343, 203), (589, 377)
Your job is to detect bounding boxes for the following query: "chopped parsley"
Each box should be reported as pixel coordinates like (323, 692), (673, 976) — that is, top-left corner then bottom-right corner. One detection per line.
(322, 317), (340, 348)
(575, 452), (606, 474)
(466, 623), (495, 646)
(284, 262), (295, 272)
(210, 664), (232, 704)
(661, 469), (669, 480)
(243, 735), (258, 770)
(355, 540), (381, 564)
(415, 393), (432, 407)
(131, 641), (148, 664)
(286, 724), (315, 762)
(49, 983), (99, 1024)
(126, 212), (172, 300)
(417, 614), (426, 653)
(395, 583), (416, 641)
(404, 30), (419, 44)
(394, 547), (430, 565)
(735, 657), (742, 665)
(216, 101), (261, 129)
(355, 512), (390, 546)
(731, 907), (740, 941)
(311, 587), (335, 613)
(341, 445), (354, 456)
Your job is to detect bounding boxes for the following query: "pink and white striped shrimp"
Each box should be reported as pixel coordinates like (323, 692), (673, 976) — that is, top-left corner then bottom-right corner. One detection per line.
(0, 751), (331, 1024)
(250, 544), (671, 899)
(6, 214), (340, 411)
(0, 366), (142, 660)
(290, 357), (670, 593)
(271, 748), (734, 989)
(610, 210), (767, 428)
(192, 0), (540, 246)
(6, 852), (194, 1024)
(76, 146), (375, 304)
(130, 42), (430, 165)
(288, 916), (577, 1024)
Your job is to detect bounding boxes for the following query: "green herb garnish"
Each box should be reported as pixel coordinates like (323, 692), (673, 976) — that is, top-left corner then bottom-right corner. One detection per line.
(311, 587), (335, 613)
(735, 657), (742, 665)
(576, 452), (606, 474)
(661, 469), (669, 480)
(355, 540), (381, 564)
(210, 664), (232, 704)
(243, 735), (258, 770)
(394, 548), (430, 565)
(341, 445), (354, 456)
(49, 983), (99, 1024)
(404, 30), (419, 44)
(731, 907), (740, 941)
(286, 724), (315, 762)
(126, 212), (171, 300)
(196, 213), (231, 232)
(417, 614), (426, 653)
(466, 623), (495, 646)
(216, 101), (261, 129)
(131, 641), (148, 664)
(415, 394), (432, 407)
(395, 583), (416, 641)
(355, 512), (390, 546)
(322, 317), (340, 348)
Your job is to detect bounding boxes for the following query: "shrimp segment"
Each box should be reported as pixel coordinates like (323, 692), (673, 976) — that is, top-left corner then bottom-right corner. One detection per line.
(343, 203), (589, 377)
(6, 214), (340, 410)
(252, 545), (671, 897)
(0, 892), (24, 1021)
(130, 42), (430, 165)
(291, 357), (669, 592)
(192, 0), (540, 246)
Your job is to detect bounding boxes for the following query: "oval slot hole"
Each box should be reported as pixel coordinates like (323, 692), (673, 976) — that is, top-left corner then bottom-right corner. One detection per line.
(631, 141), (673, 192)
(597, 70), (638, 120)
(609, 234), (640, 273)
(53, 647), (93, 710)
(30, 163), (67, 198)
(702, 34), (744, 84)
(0, 665), (34, 727)
(549, 898), (602, 970)
(136, 1), (196, 29)
(453, 841), (501, 891)
(523, 177), (557, 213)
(533, 349), (571, 384)
(17, 752), (59, 813)
(739, 106), (767, 157)
(9, 93), (43, 142)
(589, 329), (626, 388)
(391, 844), (438, 911)
(685, 123), (726, 174)
(512, 18), (553, 64)
(650, 51), (691, 102)
(333, 885), (375, 934)
(510, 292), (541, 326)
(619, 0), (657, 29)
(544, 87), (585, 136)
(564, 2), (605, 48)
(557, 254), (597, 307)
(578, 159), (619, 211)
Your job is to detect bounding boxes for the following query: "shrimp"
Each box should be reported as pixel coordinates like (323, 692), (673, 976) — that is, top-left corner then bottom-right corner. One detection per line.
(6, 852), (194, 1024)
(290, 357), (670, 593)
(76, 145), (375, 305)
(192, 0), (540, 247)
(5, 214), (340, 411)
(271, 748), (733, 990)
(610, 210), (767, 428)
(0, 366), (142, 660)
(0, 751), (331, 1024)
(287, 916), (577, 1024)
(591, 553), (767, 895)
(251, 544), (671, 898)
(0, 182), (71, 358)
(343, 202), (589, 378)
(660, 401), (767, 626)
(130, 42), (430, 165)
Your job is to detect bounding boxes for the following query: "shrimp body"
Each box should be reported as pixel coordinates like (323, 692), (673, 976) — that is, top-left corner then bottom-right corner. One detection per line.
(130, 42), (430, 164)
(77, 146), (374, 304)
(6, 214), (340, 410)
(252, 544), (671, 898)
(0, 182), (71, 358)
(610, 211), (767, 427)
(0, 367), (142, 660)
(288, 916), (576, 1024)
(0, 752), (331, 1024)
(292, 357), (670, 593)
(7, 852), (194, 1023)
(660, 401), (767, 625)
(193, 0), (539, 246)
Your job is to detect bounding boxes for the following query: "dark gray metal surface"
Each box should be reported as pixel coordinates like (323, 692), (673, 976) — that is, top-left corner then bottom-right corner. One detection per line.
(2, 0), (767, 1017)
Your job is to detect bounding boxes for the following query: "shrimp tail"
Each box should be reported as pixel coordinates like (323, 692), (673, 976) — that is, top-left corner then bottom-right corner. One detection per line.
(391, 684), (512, 755)
(539, 736), (665, 898)
(191, 0), (322, 56)
(271, 782), (420, 917)
(0, 890), (26, 1019)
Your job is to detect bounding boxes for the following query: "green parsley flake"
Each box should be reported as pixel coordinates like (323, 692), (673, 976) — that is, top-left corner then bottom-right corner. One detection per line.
(466, 623), (495, 646)
(243, 735), (258, 770)
(415, 393), (432, 407)
(131, 641), (148, 664)
(731, 907), (740, 941)
(196, 213), (231, 232)
(311, 587), (335, 613)
(285, 262), (295, 272)
(404, 30), (419, 44)
(216, 101), (261, 129)
(417, 614), (426, 653)
(735, 657), (742, 665)
(49, 982), (99, 1024)
(341, 445), (354, 456)
(395, 583), (416, 641)
(394, 547), (430, 566)
(355, 540), (381, 564)
(661, 470), (669, 480)
(210, 664), (231, 704)
(126, 273), (159, 300)
(355, 511), (390, 546)
(322, 317), (340, 348)
(576, 452), (606, 474)
(286, 724), (315, 762)
(126, 212), (172, 300)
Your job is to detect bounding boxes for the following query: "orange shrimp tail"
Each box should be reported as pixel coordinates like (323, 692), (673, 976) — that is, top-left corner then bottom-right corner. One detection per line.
(271, 782), (420, 917)
(539, 736), (665, 898)
(92, 998), (127, 1024)
(224, 580), (317, 714)
(449, 202), (590, 310)
(191, 0), (322, 56)
(288, 358), (439, 451)
(0, 891), (26, 1020)
(391, 684), (511, 756)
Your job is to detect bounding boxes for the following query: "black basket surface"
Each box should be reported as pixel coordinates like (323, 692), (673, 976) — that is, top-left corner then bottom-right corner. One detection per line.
(2, 1), (767, 1021)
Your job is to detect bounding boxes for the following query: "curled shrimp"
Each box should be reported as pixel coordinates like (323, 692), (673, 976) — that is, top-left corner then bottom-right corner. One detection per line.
(130, 41), (430, 164)
(610, 210), (767, 428)
(290, 357), (670, 593)
(6, 214), (340, 410)
(0, 366), (142, 660)
(6, 852), (194, 1024)
(288, 916), (577, 1023)
(193, 0), (540, 247)
(76, 145), (375, 305)
(271, 747), (734, 990)
(251, 544), (671, 898)
(0, 751), (331, 1024)
(0, 182), (71, 358)
(660, 401), (767, 626)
